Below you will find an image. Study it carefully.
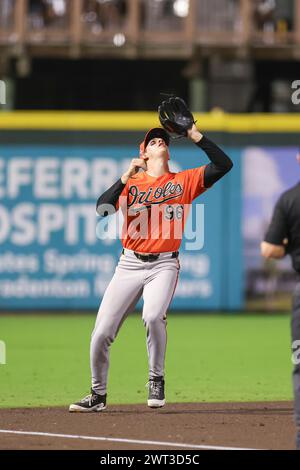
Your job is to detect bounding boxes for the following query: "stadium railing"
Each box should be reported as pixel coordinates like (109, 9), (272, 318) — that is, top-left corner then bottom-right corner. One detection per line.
(0, 0), (299, 55)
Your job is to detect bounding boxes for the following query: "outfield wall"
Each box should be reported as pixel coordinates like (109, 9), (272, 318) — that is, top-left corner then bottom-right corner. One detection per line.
(0, 112), (299, 311)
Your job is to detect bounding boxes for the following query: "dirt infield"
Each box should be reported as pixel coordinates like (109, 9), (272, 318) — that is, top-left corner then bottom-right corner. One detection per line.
(0, 401), (296, 450)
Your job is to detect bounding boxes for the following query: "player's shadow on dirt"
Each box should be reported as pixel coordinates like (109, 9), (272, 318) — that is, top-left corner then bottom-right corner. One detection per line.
(105, 407), (293, 416)
(160, 408), (293, 416)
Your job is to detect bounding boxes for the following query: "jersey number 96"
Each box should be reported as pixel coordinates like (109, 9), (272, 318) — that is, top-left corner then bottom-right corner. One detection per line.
(164, 205), (184, 220)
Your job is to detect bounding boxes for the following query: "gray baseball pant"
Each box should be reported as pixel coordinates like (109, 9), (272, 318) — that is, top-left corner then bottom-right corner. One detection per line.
(90, 248), (180, 395)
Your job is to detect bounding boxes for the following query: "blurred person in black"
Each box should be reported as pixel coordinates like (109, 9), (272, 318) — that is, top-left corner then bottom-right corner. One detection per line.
(82, 0), (126, 30)
(253, 0), (276, 31)
(98, 0), (126, 29)
(261, 153), (300, 450)
(43, 0), (67, 26)
(28, 0), (67, 29)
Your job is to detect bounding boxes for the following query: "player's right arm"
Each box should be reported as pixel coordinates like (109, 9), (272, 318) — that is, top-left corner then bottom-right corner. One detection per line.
(96, 158), (146, 216)
(261, 241), (286, 259)
(120, 158), (147, 184)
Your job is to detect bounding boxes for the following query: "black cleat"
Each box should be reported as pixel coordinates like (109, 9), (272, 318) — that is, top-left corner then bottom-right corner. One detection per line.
(147, 377), (165, 408)
(69, 389), (107, 413)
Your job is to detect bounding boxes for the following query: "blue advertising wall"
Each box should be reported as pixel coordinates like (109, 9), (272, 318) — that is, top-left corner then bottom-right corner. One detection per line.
(0, 143), (242, 310)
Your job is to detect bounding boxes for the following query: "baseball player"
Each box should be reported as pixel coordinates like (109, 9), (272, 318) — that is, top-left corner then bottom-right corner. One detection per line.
(69, 97), (233, 412)
(261, 153), (300, 450)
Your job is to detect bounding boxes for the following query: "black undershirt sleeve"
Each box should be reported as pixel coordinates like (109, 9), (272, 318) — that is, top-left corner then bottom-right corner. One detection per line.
(96, 178), (125, 217)
(195, 136), (233, 187)
(264, 195), (288, 246)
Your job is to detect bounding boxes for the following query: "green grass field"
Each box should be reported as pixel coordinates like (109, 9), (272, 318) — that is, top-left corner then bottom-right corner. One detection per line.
(0, 313), (294, 408)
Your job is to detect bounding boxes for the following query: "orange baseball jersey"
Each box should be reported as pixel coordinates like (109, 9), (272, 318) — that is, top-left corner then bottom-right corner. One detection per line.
(117, 166), (208, 253)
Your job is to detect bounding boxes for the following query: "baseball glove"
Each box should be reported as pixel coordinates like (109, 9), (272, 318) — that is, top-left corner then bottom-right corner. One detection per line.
(158, 96), (196, 137)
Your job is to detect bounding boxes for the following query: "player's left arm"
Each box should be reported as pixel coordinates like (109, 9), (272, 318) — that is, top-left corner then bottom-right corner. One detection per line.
(261, 195), (288, 260)
(187, 124), (233, 187)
